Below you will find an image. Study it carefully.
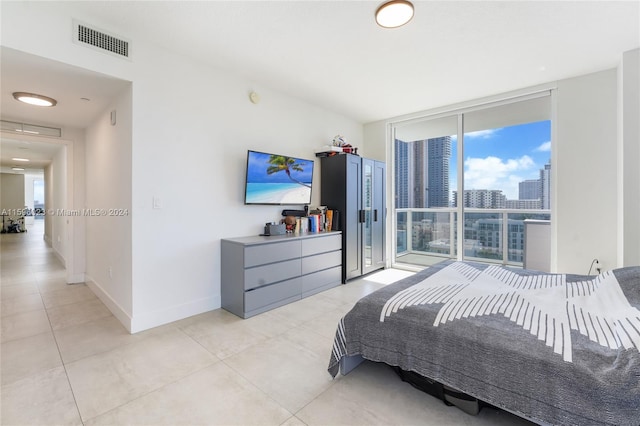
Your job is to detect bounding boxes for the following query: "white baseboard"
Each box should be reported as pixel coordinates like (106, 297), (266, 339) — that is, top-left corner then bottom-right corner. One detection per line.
(53, 247), (66, 268)
(85, 275), (220, 334)
(66, 273), (86, 284)
(85, 275), (133, 333)
(130, 296), (220, 334)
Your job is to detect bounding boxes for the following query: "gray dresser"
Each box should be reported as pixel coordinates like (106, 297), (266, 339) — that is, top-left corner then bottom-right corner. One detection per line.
(221, 231), (342, 318)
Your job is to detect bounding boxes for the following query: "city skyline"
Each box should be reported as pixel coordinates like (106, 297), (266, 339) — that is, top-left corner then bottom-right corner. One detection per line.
(396, 120), (551, 207)
(451, 120), (551, 201)
(394, 137), (451, 208)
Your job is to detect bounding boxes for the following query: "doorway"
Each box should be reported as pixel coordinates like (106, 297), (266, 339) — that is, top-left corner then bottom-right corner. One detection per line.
(0, 130), (79, 283)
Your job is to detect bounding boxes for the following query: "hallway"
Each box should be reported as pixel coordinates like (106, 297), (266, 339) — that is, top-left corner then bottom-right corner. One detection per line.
(1, 220), (105, 424)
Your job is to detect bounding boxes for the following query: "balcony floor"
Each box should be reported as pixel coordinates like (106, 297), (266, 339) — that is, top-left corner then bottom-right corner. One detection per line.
(394, 252), (451, 269)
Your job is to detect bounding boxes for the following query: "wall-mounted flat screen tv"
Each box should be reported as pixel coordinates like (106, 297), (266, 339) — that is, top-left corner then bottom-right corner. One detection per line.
(244, 150), (314, 205)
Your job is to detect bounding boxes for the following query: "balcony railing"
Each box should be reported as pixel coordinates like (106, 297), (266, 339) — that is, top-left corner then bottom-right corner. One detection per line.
(395, 208), (551, 268)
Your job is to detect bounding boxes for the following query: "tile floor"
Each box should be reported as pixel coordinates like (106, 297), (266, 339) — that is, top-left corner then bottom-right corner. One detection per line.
(1, 220), (534, 425)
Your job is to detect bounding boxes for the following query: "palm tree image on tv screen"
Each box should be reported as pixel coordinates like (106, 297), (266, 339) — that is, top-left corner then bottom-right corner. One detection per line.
(245, 151), (314, 205)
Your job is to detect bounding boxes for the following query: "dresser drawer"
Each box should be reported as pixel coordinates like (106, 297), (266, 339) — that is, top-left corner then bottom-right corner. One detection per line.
(302, 266), (341, 297)
(301, 250), (341, 275)
(245, 240), (301, 267)
(245, 258), (301, 290)
(301, 234), (341, 257)
(245, 277), (302, 313)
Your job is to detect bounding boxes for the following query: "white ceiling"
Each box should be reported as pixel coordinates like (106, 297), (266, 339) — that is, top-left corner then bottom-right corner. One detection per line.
(1, 1), (639, 169)
(0, 47), (131, 130)
(0, 136), (61, 173)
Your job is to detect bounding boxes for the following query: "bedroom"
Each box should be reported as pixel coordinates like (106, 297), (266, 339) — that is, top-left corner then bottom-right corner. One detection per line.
(0, 1), (638, 425)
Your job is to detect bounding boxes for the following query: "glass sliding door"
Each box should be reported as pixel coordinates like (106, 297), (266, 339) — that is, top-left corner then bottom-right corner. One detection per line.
(393, 115), (457, 267)
(34, 180), (45, 219)
(391, 92), (552, 269)
(461, 96), (551, 265)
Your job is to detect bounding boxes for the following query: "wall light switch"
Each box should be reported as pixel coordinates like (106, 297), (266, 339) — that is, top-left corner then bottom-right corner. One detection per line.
(153, 197), (162, 209)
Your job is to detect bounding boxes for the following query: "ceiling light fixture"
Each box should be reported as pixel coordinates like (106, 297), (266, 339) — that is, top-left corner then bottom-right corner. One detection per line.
(11, 157), (30, 162)
(375, 0), (414, 28)
(12, 167), (25, 171)
(12, 92), (57, 107)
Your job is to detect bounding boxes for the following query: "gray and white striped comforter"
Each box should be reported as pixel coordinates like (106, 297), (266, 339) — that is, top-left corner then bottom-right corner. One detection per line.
(328, 260), (640, 425)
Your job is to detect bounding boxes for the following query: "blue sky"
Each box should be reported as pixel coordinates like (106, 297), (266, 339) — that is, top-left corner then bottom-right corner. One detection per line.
(450, 120), (551, 200)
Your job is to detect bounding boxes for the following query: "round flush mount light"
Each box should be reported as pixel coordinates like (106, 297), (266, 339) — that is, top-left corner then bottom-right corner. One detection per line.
(12, 92), (57, 107)
(375, 0), (414, 28)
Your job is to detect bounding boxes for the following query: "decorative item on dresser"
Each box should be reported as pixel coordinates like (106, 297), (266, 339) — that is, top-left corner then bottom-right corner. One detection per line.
(221, 231), (342, 318)
(321, 153), (386, 283)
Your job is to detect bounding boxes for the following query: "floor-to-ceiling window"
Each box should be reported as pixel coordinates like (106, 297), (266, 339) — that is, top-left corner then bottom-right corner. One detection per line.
(394, 115), (458, 266)
(33, 179), (45, 219)
(392, 92), (552, 268)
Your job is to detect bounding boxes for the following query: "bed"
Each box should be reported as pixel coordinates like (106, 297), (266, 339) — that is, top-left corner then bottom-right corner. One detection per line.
(328, 260), (640, 425)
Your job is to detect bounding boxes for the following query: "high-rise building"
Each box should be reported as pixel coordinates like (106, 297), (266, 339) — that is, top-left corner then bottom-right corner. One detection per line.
(514, 161), (551, 210)
(453, 189), (507, 209)
(540, 161), (551, 210)
(394, 136), (451, 208)
(412, 140), (427, 208)
(519, 179), (540, 200)
(505, 199), (541, 209)
(394, 139), (410, 208)
(426, 137), (451, 207)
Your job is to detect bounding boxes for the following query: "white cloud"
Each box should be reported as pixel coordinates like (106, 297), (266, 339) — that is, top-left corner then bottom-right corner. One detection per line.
(450, 128), (501, 142)
(465, 128), (502, 139)
(535, 141), (551, 152)
(464, 155), (535, 199)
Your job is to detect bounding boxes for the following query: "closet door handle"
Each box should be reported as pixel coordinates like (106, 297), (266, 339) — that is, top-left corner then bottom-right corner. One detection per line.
(374, 209), (378, 222)
(359, 210), (365, 223)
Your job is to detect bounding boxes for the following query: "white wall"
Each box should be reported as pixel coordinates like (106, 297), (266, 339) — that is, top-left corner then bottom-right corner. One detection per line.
(50, 146), (68, 265)
(85, 85), (133, 328)
(1, 2), (363, 332)
(43, 164), (53, 245)
(0, 173), (25, 226)
(554, 69), (618, 273)
(129, 42), (362, 332)
(64, 127), (87, 283)
(620, 48), (640, 266)
(363, 120), (387, 162)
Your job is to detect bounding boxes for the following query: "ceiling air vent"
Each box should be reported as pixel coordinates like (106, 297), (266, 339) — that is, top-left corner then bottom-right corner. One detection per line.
(73, 20), (131, 60)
